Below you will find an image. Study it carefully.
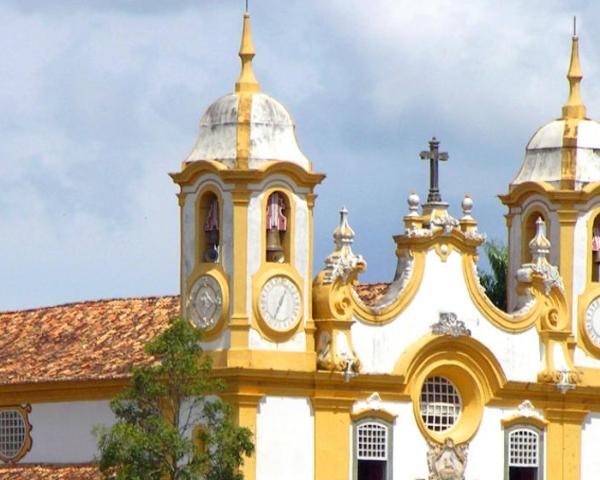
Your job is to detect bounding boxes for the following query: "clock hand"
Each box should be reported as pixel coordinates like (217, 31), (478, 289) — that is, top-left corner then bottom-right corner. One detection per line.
(274, 291), (287, 320)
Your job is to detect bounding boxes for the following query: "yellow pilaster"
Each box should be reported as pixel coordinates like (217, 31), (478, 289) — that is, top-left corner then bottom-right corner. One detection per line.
(230, 188), (251, 354)
(545, 408), (587, 480)
(312, 398), (353, 480)
(226, 393), (262, 480)
(305, 192), (317, 352)
(558, 208), (578, 327)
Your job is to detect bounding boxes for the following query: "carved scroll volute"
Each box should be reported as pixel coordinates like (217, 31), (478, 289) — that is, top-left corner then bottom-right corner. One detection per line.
(517, 218), (581, 389)
(313, 208), (366, 373)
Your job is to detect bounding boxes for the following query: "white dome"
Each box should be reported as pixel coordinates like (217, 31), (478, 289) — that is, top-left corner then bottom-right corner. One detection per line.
(512, 118), (600, 188)
(185, 91), (311, 171)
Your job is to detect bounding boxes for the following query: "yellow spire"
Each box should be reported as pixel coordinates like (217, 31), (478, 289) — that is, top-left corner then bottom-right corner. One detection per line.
(235, 12), (260, 93)
(562, 18), (586, 120)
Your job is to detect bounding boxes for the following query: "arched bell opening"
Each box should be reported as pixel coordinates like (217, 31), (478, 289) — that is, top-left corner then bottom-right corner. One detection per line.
(265, 191), (291, 264)
(590, 213), (600, 282)
(197, 191), (221, 264)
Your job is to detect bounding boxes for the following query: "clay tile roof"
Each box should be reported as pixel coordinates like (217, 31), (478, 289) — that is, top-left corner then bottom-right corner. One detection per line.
(0, 296), (179, 385)
(353, 282), (391, 306)
(0, 464), (102, 479)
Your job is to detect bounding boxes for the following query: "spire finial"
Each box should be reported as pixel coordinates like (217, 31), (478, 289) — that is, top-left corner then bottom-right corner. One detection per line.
(562, 18), (586, 120)
(235, 10), (260, 93)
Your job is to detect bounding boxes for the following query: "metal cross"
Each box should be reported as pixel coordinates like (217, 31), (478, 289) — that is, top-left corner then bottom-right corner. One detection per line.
(419, 137), (449, 203)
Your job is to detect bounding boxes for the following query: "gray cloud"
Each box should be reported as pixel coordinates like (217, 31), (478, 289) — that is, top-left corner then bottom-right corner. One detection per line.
(1, 0), (599, 310)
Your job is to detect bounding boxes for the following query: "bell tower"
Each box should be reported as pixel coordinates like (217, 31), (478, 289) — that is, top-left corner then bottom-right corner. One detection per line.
(170, 11), (325, 370)
(501, 25), (600, 361)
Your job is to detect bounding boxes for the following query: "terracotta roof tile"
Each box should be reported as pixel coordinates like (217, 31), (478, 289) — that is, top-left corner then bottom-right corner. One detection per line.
(0, 284), (388, 385)
(0, 296), (179, 385)
(0, 464), (101, 479)
(353, 282), (391, 305)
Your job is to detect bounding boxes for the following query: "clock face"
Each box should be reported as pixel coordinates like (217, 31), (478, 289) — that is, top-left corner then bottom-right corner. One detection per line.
(188, 275), (223, 330)
(585, 297), (600, 347)
(259, 276), (301, 332)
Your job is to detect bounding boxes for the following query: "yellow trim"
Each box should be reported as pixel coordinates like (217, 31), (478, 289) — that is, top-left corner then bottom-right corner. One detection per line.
(557, 207), (577, 329)
(230, 188), (252, 350)
(351, 408), (397, 424)
(0, 405), (32, 464)
(501, 414), (548, 431)
(251, 265), (305, 341)
(312, 397), (353, 480)
(395, 334), (505, 444)
(225, 393), (262, 480)
(544, 408), (587, 480)
(185, 264), (230, 342)
(305, 193), (317, 352)
(350, 250), (425, 324)
(170, 160), (325, 190)
(236, 92), (253, 169)
(462, 254), (543, 332)
(0, 379), (129, 405)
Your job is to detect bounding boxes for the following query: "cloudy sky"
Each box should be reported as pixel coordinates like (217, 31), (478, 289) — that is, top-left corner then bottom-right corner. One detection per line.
(1, 0), (598, 311)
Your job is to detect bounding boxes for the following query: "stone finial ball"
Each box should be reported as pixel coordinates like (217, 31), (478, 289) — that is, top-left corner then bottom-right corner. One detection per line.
(408, 192), (421, 210)
(461, 194), (473, 214)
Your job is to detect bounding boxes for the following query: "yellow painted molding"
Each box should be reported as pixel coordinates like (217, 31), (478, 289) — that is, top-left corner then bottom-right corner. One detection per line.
(171, 160), (325, 189)
(349, 250), (425, 324)
(351, 408), (397, 424)
(394, 333), (506, 444)
(501, 414), (548, 430)
(0, 379), (129, 405)
(185, 264), (230, 342)
(462, 254), (543, 332)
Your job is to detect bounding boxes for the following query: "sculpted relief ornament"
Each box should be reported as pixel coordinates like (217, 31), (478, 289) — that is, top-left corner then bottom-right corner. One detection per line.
(427, 438), (469, 480)
(313, 208), (365, 374)
(431, 312), (471, 338)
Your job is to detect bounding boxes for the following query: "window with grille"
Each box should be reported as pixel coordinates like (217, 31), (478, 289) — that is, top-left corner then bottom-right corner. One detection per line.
(357, 422), (387, 460)
(506, 426), (542, 480)
(420, 376), (462, 432)
(0, 410), (26, 462)
(354, 418), (392, 480)
(0, 406), (32, 464)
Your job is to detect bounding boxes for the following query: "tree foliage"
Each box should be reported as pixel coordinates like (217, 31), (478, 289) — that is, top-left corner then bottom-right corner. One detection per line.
(95, 318), (254, 480)
(479, 241), (508, 312)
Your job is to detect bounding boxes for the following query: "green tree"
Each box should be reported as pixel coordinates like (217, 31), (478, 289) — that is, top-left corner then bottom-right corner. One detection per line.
(95, 318), (254, 480)
(479, 241), (508, 312)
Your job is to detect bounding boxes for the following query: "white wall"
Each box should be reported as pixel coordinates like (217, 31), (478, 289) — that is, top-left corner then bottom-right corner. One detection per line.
(256, 396), (314, 480)
(582, 413), (600, 480)
(467, 407), (505, 480)
(352, 249), (541, 383)
(24, 400), (115, 464)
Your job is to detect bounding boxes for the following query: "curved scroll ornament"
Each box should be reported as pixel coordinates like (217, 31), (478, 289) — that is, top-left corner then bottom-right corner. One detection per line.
(313, 208), (366, 374)
(427, 438), (468, 480)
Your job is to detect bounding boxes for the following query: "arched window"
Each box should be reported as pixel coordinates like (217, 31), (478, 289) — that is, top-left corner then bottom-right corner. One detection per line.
(353, 418), (392, 480)
(522, 211), (548, 264)
(198, 192), (220, 263)
(265, 191), (289, 263)
(505, 425), (543, 480)
(591, 214), (600, 282)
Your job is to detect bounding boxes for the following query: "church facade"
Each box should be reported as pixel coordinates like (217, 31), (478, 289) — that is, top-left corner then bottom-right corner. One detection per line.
(2, 11), (600, 480)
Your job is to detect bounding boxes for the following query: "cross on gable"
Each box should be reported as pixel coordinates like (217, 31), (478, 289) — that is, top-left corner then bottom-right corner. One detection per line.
(419, 136), (449, 203)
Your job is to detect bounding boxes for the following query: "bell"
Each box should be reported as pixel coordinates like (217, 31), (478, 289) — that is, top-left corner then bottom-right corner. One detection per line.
(266, 228), (284, 263)
(203, 230), (219, 263)
(594, 250), (600, 264)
